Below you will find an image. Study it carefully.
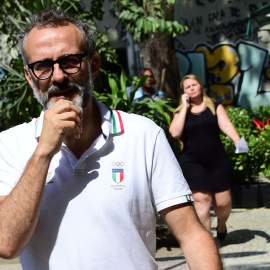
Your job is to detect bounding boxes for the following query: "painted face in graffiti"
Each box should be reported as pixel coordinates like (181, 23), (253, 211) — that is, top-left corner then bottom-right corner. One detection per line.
(183, 78), (202, 100)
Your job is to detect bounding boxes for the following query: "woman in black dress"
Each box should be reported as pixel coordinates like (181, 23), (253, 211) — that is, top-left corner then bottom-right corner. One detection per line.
(169, 74), (240, 240)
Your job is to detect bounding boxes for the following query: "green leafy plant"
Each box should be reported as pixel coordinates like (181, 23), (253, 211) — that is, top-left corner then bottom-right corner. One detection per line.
(94, 69), (145, 110)
(220, 106), (270, 183)
(91, 0), (187, 42)
(95, 69), (177, 128)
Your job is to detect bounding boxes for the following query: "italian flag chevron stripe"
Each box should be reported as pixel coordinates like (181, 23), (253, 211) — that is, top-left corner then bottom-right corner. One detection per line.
(108, 107), (124, 134)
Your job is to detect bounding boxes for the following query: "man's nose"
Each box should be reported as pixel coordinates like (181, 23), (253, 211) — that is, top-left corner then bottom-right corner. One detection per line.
(51, 63), (66, 82)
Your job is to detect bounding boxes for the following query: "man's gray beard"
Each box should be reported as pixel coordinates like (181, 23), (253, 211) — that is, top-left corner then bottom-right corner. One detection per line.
(31, 65), (94, 111)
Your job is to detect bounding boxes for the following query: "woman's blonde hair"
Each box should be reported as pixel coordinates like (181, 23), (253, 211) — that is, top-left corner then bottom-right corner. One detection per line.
(174, 74), (216, 115)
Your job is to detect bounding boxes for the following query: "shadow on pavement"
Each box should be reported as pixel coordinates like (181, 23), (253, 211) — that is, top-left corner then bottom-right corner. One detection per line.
(221, 251), (267, 259)
(156, 227), (178, 251)
(226, 262), (270, 270)
(216, 229), (270, 247)
(156, 256), (185, 262)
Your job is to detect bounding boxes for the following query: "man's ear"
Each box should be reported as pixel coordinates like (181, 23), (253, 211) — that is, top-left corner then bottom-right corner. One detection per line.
(24, 66), (33, 88)
(91, 53), (101, 80)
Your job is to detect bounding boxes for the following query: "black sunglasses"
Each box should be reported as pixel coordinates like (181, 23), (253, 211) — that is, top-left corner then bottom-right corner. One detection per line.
(27, 53), (88, 80)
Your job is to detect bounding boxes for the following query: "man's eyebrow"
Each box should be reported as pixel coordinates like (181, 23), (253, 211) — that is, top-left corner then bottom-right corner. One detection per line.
(30, 57), (53, 63)
(32, 54), (71, 62)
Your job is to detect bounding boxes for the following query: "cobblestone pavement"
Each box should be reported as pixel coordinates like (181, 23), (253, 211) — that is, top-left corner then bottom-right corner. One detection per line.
(156, 208), (270, 270)
(0, 208), (269, 270)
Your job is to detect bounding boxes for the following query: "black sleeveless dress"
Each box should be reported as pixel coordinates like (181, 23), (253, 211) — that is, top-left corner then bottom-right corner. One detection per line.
(178, 102), (231, 192)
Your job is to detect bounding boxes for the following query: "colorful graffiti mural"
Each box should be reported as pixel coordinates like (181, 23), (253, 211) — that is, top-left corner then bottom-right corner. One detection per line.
(174, 0), (270, 108)
(176, 40), (270, 108)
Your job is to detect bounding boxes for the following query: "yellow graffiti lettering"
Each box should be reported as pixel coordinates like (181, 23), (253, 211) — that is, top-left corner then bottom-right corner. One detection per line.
(195, 44), (240, 84)
(208, 84), (234, 108)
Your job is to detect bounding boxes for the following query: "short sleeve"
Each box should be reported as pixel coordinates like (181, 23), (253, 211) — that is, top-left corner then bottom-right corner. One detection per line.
(0, 139), (22, 195)
(151, 129), (193, 212)
(0, 121), (36, 196)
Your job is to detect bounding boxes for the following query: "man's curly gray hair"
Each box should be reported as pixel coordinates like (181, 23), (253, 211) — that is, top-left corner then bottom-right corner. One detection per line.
(18, 8), (96, 65)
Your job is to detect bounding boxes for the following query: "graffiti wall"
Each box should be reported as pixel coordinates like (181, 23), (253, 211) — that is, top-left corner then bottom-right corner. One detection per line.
(174, 0), (270, 108)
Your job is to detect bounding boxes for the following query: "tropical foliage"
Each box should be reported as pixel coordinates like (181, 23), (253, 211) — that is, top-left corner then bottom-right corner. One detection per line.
(220, 106), (270, 182)
(91, 0), (186, 41)
(96, 70), (176, 124)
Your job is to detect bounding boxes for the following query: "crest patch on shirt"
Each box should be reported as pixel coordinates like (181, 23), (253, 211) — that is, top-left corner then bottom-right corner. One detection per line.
(111, 161), (125, 190)
(112, 168), (124, 183)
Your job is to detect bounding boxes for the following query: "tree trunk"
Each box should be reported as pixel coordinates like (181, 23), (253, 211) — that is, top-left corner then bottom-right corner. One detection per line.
(138, 1), (180, 99)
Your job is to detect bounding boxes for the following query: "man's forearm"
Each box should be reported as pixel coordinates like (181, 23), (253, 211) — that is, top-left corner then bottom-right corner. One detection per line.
(160, 204), (223, 270)
(0, 152), (51, 259)
(182, 226), (223, 270)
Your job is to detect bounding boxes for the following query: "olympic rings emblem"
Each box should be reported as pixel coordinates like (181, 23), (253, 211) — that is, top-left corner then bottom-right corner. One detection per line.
(112, 161), (124, 167)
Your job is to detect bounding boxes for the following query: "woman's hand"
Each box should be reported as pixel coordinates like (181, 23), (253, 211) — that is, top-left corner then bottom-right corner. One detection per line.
(182, 93), (190, 109)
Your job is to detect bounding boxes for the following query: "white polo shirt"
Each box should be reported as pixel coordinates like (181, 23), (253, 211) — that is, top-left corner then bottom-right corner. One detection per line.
(0, 100), (193, 270)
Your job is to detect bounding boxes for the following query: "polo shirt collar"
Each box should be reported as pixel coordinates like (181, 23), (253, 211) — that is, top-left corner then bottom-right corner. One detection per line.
(97, 101), (124, 138)
(35, 99), (125, 142)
